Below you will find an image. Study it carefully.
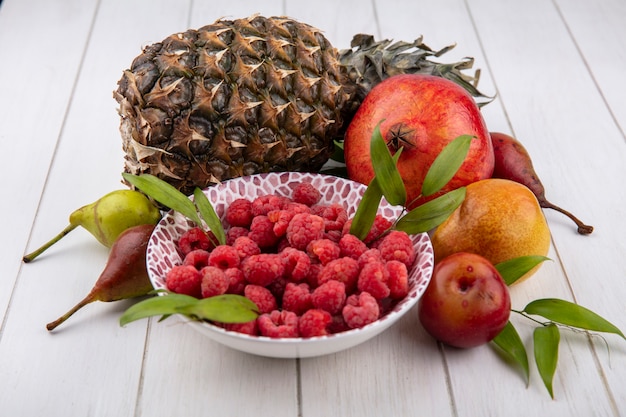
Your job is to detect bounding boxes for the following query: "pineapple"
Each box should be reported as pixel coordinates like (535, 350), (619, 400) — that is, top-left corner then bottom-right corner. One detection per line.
(114, 15), (490, 196)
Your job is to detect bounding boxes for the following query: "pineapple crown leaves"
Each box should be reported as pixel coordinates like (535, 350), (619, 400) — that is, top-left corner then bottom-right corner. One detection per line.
(490, 256), (625, 399)
(338, 34), (494, 108)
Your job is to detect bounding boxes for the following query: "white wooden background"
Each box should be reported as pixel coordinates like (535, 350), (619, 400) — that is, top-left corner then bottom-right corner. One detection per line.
(1, 0), (625, 416)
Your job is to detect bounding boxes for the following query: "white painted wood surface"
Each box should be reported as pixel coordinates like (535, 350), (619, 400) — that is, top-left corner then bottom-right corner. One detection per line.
(1, 0), (624, 415)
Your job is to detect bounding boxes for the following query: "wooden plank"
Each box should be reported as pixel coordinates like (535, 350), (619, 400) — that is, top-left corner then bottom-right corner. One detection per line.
(0, 0), (98, 324)
(300, 312), (455, 417)
(0, 0), (191, 415)
(284, 0), (378, 49)
(137, 319), (299, 417)
(466, 0), (625, 413)
(550, 0), (626, 409)
(555, 0), (626, 134)
(189, 0), (285, 27)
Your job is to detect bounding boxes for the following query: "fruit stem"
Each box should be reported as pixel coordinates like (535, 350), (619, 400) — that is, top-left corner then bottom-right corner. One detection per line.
(23, 224), (78, 263)
(511, 309), (547, 326)
(539, 200), (594, 235)
(46, 292), (96, 331)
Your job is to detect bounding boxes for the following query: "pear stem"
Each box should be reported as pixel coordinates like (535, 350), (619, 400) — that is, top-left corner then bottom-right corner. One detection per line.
(23, 224), (78, 263)
(46, 292), (97, 331)
(540, 200), (594, 235)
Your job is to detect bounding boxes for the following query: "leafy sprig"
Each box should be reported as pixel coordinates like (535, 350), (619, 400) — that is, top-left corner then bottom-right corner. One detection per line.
(119, 291), (259, 326)
(350, 124), (474, 239)
(491, 256), (625, 398)
(123, 172), (226, 246)
(119, 173), (257, 326)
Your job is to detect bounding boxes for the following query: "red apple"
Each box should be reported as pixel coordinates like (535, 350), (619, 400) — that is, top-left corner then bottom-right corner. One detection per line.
(418, 252), (511, 348)
(343, 74), (494, 209)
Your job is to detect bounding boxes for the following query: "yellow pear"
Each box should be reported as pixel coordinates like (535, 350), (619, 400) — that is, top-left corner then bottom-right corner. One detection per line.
(23, 190), (161, 263)
(431, 178), (550, 283)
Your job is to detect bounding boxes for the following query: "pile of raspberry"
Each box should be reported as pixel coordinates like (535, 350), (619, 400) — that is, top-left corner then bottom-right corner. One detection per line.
(165, 182), (417, 338)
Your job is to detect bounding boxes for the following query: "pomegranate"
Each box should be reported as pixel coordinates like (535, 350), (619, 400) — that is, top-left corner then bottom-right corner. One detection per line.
(344, 74), (494, 209)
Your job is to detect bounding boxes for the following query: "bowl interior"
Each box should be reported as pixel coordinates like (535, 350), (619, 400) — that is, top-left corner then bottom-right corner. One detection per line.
(146, 172), (434, 358)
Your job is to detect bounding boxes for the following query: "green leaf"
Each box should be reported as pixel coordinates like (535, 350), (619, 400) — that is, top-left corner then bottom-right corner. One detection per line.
(491, 321), (530, 385)
(119, 293), (198, 326)
(395, 187), (466, 234)
(123, 173), (203, 227)
(180, 295), (259, 324)
(533, 324), (560, 398)
(119, 293), (259, 327)
(194, 188), (226, 246)
(370, 123), (406, 206)
(350, 177), (384, 240)
(330, 139), (345, 163)
(523, 298), (626, 339)
(421, 135), (474, 197)
(495, 255), (551, 286)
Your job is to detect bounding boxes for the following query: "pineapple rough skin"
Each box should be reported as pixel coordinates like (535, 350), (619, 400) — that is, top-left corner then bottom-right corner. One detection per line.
(115, 15), (351, 196)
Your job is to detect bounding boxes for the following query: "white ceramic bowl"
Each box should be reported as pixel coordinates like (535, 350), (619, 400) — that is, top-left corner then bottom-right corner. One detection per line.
(146, 172), (434, 358)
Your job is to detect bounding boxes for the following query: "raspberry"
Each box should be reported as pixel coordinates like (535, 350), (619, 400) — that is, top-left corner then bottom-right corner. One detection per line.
(305, 263), (323, 288)
(377, 230), (416, 267)
(166, 265), (202, 298)
(267, 209), (291, 237)
(306, 238), (341, 265)
(342, 292), (380, 329)
(182, 249), (211, 270)
(312, 203), (348, 232)
(323, 230), (342, 243)
(284, 201), (312, 215)
(248, 215), (280, 249)
(317, 257), (360, 293)
(343, 215), (392, 244)
(225, 267), (246, 294)
(266, 276), (288, 301)
(338, 233), (369, 260)
(327, 314), (350, 334)
(208, 245), (241, 269)
(232, 236), (261, 260)
(358, 248), (383, 268)
(241, 254), (285, 286)
(281, 247), (311, 282)
(292, 182), (321, 206)
(282, 282), (313, 315)
(386, 260), (409, 299)
(311, 280), (346, 315)
(225, 198), (253, 227)
(226, 226), (249, 245)
(286, 213), (326, 251)
(257, 310), (299, 338)
(275, 237), (290, 253)
(244, 285), (278, 314)
(251, 195), (288, 216)
(357, 261), (390, 299)
(200, 266), (229, 298)
(178, 227), (215, 255)
(299, 309), (332, 337)
(223, 320), (258, 336)
(268, 202), (311, 236)
(367, 215), (394, 243)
